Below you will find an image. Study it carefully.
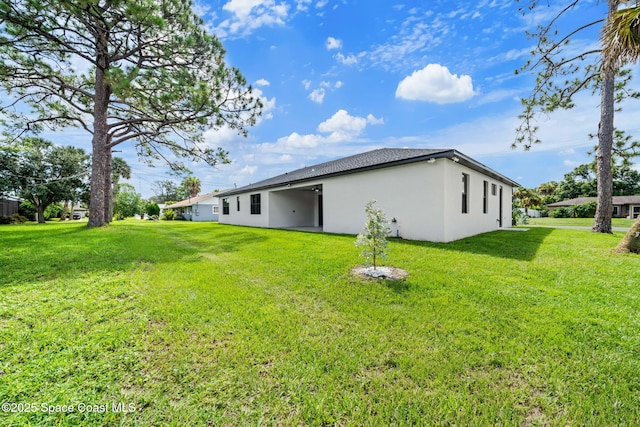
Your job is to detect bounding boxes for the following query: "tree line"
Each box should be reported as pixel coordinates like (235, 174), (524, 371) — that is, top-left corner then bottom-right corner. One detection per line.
(0, 136), (205, 223)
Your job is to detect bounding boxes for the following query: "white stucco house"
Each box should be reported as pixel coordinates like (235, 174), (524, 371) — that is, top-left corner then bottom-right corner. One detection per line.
(165, 191), (221, 221)
(217, 148), (519, 242)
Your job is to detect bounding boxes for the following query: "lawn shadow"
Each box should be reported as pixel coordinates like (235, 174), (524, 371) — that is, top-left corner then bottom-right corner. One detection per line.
(0, 222), (267, 287)
(391, 227), (554, 262)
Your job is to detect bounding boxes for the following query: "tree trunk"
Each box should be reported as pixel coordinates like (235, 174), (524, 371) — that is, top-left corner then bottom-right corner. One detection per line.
(104, 149), (113, 223)
(592, 8), (616, 234)
(88, 140), (108, 227)
(59, 200), (69, 221)
(615, 217), (640, 253)
(87, 34), (111, 228)
(36, 201), (45, 224)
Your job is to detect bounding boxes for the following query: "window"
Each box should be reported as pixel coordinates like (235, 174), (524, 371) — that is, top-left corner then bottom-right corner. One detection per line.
(613, 206), (619, 217)
(462, 173), (469, 214)
(213, 206), (219, 214)
(222, 198), (229, 215)
(491, 183), (497, 196)
(250, 194), (261, 214)
(483, 180), (488, 214)
(236, 196), (240, 212)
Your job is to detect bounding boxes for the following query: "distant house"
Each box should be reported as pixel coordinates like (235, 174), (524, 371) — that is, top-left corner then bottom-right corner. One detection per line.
(0, 196), (21, 217)
(165, 191), (221, 221)
(547, 196), (640, 219)
(70, 205), (88, 219)
(217, 148), (519, 243)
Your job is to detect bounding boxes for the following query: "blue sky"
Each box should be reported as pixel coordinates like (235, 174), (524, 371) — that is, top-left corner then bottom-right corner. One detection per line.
(45, 1), (640, 197)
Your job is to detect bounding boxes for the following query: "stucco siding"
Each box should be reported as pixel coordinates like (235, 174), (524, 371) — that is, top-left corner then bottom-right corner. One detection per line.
(323, 161), (446, 241)
(219, 191), (270, 228)
(442, 161), (512, 242)
(216, 150), (516, 242)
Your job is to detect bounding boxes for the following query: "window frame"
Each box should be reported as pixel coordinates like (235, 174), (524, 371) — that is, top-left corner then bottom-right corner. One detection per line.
(483, 180), (488, 214)
(222, 198), (229, 215)
(462, 173), (469, 214)
(250, 193), (261, 215)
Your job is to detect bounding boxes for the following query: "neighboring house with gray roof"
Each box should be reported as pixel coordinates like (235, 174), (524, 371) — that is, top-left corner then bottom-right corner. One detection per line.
(165, 191), (221, 221)
(217, 148), (519, 242)
(548, 196), (640, 219)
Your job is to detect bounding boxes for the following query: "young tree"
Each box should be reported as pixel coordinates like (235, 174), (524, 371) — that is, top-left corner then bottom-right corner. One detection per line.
(146, 202), (160, 218)
(0, 0), (262, 227)
(0, 138), (90, 223)
(515, 0), (640, 234)
(113, 184), (143, 220)
(355, 201), (390, 270)
(182, 176), (201, 198)
(108, 157), (132, 221)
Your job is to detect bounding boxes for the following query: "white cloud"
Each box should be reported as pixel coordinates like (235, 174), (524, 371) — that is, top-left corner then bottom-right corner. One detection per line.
(255, 78), (270, 86)
(308, 88), (325, 104)
(476, 89), (520, 105)
(395, 64), (475, 104)
(326, 37), (342, 50)
(334, 52), (358, 66)
(259, 109), (382, 153)
(251, 87), (276, 121)
(317, 109), (367, 138)
(212, 0), (290, 38)
(366, 114), (384, 125)
(334, 81), (343, 89)
(302, 79), (312, 90)
(240, 165), (258, 175)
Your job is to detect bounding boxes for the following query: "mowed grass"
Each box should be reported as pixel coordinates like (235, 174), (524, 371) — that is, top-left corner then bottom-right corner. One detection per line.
(1, 221), (640, 426)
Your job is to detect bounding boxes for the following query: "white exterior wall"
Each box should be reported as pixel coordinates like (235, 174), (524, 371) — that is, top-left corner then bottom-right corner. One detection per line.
(323, 161), (446, 241)
(441, 161), (512, 242)
(219, 192), (270, 227)
(218, 158), (514, 242)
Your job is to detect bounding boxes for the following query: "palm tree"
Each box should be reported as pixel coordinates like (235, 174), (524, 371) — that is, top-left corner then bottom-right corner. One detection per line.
(182, 176), (201, 199)
(602, 1), (640, 252)
(513, 187), (541, 216)
(602, 1), (640, 65)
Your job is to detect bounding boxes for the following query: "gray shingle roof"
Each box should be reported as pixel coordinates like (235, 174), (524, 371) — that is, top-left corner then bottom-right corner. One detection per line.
(165, 191), (221, 209)
(218, 148), (519, 197)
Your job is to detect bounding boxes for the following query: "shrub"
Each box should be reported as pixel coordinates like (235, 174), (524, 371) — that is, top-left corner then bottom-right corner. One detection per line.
(162, 209), (176, 220)
(146, 203), (160, 217)
(551, 207), (570, 218)
(569, 201), (597, 218)
(512, 208), (529, 226)
(10, 214), (29, 223)
(0, 214), (29, 224)
(19, 201), (36, 220)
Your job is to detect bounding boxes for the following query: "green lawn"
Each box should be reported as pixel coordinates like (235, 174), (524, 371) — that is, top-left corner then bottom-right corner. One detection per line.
(1, 220), (640, 426)
(528, 216), (635, 228)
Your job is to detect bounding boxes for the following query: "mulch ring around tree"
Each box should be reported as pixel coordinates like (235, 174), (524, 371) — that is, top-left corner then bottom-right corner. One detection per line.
(350, 266), (408, 281)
